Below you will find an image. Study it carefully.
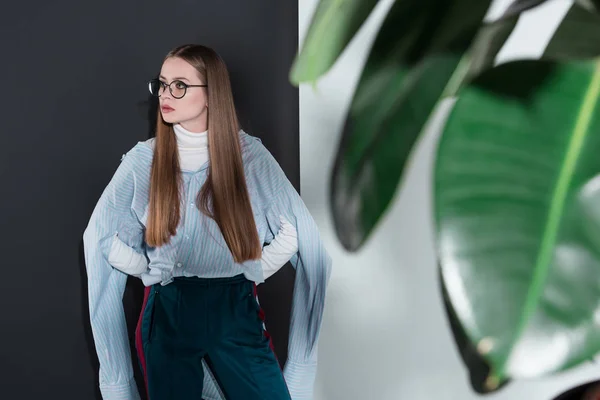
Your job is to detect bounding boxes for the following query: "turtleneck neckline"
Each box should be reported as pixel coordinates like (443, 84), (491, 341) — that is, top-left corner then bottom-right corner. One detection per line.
(173, 124), (208, 150)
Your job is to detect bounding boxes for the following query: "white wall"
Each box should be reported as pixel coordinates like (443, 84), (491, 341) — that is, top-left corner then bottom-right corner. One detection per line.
(298, 0), (600, 399)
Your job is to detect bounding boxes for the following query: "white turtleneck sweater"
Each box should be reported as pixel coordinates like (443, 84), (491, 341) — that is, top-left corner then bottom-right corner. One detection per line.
(108, 123), (298, 281)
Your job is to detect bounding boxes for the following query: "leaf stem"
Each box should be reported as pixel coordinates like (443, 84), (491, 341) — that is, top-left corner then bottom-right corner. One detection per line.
(441, 52), (472, 98)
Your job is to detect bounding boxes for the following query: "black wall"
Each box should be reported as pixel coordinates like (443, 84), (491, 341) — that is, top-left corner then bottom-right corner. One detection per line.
(0, 2), (298, 399)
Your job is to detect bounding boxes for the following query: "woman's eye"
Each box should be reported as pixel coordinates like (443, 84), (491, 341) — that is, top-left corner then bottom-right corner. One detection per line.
(175, 81), (187, 89)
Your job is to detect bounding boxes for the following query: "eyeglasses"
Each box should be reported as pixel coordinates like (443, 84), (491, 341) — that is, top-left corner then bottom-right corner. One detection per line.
(148, 79), (207, 99)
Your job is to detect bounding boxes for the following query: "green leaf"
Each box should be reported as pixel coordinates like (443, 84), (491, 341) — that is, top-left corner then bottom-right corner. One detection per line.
(290, 0), (380, 85)
(330, 0), (497, 251)
(436, 4), (600, 387)
(440, 265), (512, 394)
(435, 59), (600, 384)
(462, 13), (521, 87)
(502, 0), (549, 17)
(577, 0), (600, 13)
(463, 0), (566, 86)
(543, 3), (600, 61)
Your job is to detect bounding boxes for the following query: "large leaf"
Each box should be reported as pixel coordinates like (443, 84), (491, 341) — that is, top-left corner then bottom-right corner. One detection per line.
(440, 265), (512, 394)
(462, 10), (523, 85)
(463, 1), (600, 85)
(329, 0), (517, 251)
(435, 4), (600, 388)
(290, 0), (379, 85)
(543, 3), (600, 61)
(435, 59), (600, 385)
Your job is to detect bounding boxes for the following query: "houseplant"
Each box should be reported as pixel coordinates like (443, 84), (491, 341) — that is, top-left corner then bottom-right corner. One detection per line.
(291, 0), (600, 393)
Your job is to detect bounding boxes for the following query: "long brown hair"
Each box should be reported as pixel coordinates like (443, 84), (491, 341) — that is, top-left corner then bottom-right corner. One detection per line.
(145, 44), (261, 263)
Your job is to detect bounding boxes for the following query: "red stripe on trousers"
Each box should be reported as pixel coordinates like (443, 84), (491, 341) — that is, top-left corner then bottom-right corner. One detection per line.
(252, 283), (281, 369)
(135, 286), (152, 399)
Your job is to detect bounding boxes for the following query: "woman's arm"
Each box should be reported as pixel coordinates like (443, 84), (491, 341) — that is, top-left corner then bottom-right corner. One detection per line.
(248, 137), (332, 400)
(108, 233), (148, 276)
(260, 215), (298, 280)
(83, 144), (146, 400)
(107, 215), (298, 280)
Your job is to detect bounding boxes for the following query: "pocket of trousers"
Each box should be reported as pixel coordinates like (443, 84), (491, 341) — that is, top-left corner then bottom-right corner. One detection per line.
(149, 284), (183, 341)
(238, 282), (265, 339)
(144, 288), (159, 344)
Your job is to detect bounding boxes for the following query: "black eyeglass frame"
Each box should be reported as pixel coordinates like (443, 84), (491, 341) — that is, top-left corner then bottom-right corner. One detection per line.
(148, 78), (208, 99)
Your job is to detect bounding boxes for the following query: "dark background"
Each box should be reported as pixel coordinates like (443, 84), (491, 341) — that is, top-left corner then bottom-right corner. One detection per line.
(0, 1), (298, 399)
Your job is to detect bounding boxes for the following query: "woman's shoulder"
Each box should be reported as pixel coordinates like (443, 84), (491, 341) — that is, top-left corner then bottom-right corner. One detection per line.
(238, 130), (288, 185)
(118, 139), (154, 172)
(138, 137), (156, 153)
(239, 129), (263, 150)
(125, 138), (154, 160)
(239, 130), (274, 165)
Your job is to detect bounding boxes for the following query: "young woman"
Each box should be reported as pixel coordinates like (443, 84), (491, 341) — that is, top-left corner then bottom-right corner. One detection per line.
(83, 44), (332, 400)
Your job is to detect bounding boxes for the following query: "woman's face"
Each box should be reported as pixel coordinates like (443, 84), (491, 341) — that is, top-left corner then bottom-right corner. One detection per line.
(158, 57), (208, 131)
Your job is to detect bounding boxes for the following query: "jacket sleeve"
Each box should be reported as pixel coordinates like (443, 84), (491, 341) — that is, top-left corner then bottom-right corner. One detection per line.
(83, 146), (145, 400)
(259, 146), (332, 399)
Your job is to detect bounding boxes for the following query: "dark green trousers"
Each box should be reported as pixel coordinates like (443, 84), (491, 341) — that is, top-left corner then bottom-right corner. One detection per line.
(135, 274), (291, 400)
